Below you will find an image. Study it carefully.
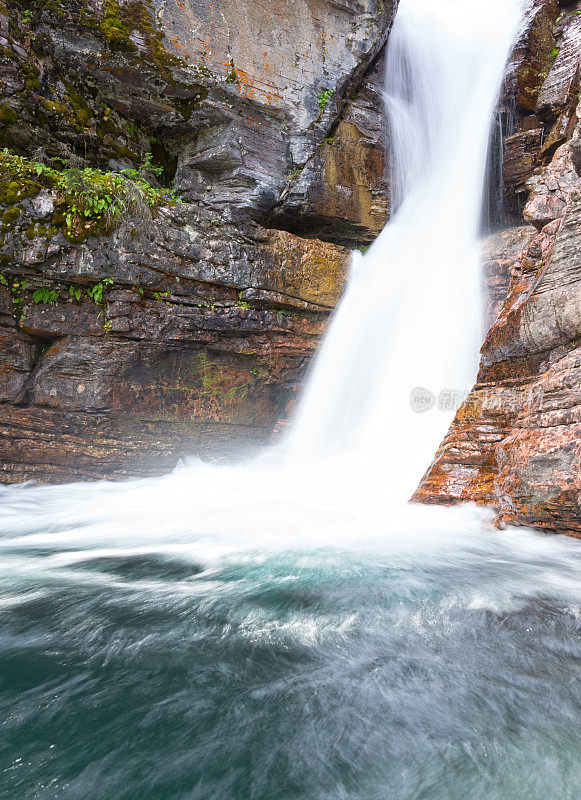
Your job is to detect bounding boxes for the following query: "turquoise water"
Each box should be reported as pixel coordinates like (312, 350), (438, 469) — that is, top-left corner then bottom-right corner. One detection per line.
(1, 512), (579, 799)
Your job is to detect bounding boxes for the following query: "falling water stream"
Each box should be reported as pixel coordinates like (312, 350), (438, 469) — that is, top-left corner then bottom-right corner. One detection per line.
(1, 1), (580, 798)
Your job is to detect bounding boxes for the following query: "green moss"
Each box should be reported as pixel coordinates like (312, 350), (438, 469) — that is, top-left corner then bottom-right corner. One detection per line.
(103, 0), (184, 74)
(40, 98), (70, 117)
(0, 0), (187, 192)
(0, 104), (17, 126)
(96, 117), (118, 138)
(226, 58), (238, 84)
(2, 206), (21, 225)
(172, 96), (207, 121)
(100, 0), (136, 52)
(40, 0), (65, 17)
(4, 179), (42, 204)
(63, 82), (92, 126)
(111, 143), (140, 161)
(21, 60), (41, 92)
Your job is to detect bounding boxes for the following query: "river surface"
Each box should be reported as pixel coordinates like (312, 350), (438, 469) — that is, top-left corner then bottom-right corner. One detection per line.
(1, 499), (580, 799)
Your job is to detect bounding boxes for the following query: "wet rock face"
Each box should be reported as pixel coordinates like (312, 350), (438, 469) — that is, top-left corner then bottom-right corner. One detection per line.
(271, 51), (390, 246)
(159, 0), (392, 116)
(501, 0), (581, 217)
(0, 202), (349, 482)
(0, 0), (398, 482)
(415, 100), (581, 537)
(417, 2), (581, 537)
(163, 0), (393, 235)
(505, 0), (560, 114)
(0, 0), (395, 230)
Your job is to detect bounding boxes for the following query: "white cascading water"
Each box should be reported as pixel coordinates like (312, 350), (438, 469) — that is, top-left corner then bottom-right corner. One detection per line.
(287, 0), (523, 499)
(0, 0), (523, 539)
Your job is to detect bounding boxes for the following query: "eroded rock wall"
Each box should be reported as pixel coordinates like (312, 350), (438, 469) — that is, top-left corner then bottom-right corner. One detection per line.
(415, 58), (581, 537)
(502, 0), (581, 217)
(0, 206), (348, 481)
(0, 0), (397, 482)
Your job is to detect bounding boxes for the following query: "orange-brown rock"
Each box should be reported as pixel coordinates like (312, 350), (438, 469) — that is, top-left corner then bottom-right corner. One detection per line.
(415, 110), (581, 537)
(504, 0), (559, 114)
(0, 199), (349, 483)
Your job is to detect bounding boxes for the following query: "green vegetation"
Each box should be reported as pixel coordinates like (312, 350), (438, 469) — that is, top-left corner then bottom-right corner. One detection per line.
(0, 273), (28, 315)
(99, 0), (183, 72)
(0, 272), (118, 310)
(100, 0), (136, 52)
(0, 0), (187, 179)
(287, 167), (302, 182)
(317, 89), (334, 115)
(236, 291), (251, 309)
(557, 9), (581, 23)
(0, 149), (181, 240)
(32, 286), (58, 304)
(86, 278), (114, 304)
(0, 104), (18, 126)
(226, 57), (239, 84)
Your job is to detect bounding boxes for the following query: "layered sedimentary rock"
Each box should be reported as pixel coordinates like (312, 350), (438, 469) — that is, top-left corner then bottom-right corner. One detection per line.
(415, 102), (581, 537)
(1, 0), (579, 540)
(415, 0), (581, 537)
(0, 205), (348, 481)
(271, 51), (390, 246)
(501, 0), (581, 216)
(0, 0), (394, 227)
(0, 0), (396, 482)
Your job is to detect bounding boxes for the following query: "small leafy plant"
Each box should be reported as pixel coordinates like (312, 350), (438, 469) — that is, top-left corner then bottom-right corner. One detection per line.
(32, 287), (58, 305)
(317, 88), (334, 114)
(86, 278), (114, 304)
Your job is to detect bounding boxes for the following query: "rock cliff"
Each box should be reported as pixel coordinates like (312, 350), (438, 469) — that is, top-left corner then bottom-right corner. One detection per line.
(0, 0), (395, 481)
(415, 0), (581, 537)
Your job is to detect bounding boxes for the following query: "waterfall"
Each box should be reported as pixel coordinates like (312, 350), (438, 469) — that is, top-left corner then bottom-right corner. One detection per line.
(0, 0), (523, 532)
(287, 0), (523, 500)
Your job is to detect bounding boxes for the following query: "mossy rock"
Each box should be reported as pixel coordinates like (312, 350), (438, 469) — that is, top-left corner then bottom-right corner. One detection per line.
(2, 178), (42, 204)
(2, 206), (21, 225)
(63, 83), (93, 126)
(0, 105), (18, 126)
(100, 0), (137, 52)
